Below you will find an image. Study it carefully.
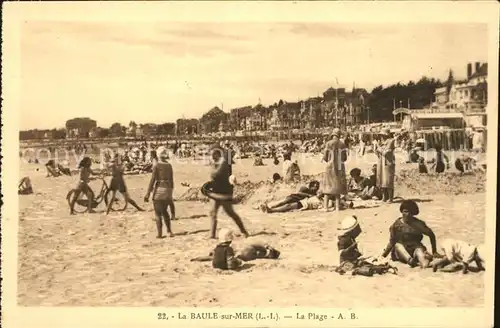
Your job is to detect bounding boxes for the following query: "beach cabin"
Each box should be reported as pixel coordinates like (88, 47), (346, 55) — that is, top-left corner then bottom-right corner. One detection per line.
(402, 111), (465, 131)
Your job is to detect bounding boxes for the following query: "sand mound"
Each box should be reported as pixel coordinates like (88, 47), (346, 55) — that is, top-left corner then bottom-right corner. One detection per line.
(175, 169), (485, 206)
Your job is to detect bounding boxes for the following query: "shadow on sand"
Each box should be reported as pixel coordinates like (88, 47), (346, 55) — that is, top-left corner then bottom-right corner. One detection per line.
(249, 231), (278, 237)
(174, 229), (210, 236)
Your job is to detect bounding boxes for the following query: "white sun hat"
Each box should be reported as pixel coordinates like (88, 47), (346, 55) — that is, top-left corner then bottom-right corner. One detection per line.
(218, 228), (234, 242)
(338, 215), (360, 233)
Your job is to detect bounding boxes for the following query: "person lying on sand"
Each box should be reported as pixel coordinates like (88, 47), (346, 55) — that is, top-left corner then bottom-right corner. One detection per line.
(431, 239), (485, 274)
(334, 216), (398, 276)
(18, 177), (33, 195)
(380, 200), (442, 268)
(260, 180), (320, 212)
(190, 229), (280, 269)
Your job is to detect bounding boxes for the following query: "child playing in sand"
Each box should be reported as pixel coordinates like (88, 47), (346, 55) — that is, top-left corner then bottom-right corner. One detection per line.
(432, 239), (485, 274)
(69, 157), (100, 215)
(18, 177), (33, 195)
(190, 228), (280, 268)
(335, 216), (397, 276)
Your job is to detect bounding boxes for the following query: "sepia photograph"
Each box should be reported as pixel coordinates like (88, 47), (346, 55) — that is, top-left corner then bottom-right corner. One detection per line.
(1, 2), (498, 328)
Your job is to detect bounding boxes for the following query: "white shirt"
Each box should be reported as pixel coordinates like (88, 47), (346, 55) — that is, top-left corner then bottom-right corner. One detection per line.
(440, 238), (477, 264)
(282, 160), (293, 182)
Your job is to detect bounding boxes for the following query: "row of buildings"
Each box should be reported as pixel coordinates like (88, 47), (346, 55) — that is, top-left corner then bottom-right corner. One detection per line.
(20, 61), (488, 140)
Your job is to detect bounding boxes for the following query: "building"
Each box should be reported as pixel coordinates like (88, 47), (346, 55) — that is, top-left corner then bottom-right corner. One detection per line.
(402, 111), (465, 131)
(434, 61), (488, 113)
(65, 117), (97, 139)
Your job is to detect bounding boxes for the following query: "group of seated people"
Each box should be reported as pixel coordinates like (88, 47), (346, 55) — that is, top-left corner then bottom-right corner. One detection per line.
(407, 147), (485, 174)
(45, 159), (72, 177)
(335, 199), (485, 276)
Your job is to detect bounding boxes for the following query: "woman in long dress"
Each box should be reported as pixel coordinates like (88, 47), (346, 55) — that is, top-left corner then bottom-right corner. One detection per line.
(321, 128), (347, 212)
(375, 128), (396, 202)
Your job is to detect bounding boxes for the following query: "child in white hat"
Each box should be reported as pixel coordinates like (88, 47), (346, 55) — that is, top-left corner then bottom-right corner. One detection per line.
(432, 238), (485, 273)
(336, 215), (363, 271)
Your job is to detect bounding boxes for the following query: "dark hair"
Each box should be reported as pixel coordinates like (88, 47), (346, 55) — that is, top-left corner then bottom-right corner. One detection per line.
(435, 145), (442, 152)
(309, 180), (320, 188)
(283, 152), (292, 161)
(400, 199), (419, 216)
(150, 150), (158, 160)
(349, 168), (361, 177)
(78, 157), (92, 169)
(272, 173), (282, 182)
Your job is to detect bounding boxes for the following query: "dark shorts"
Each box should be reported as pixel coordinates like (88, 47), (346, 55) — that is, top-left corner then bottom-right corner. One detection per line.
(110, 177), (127, 193)
(153, 199), (170, 218)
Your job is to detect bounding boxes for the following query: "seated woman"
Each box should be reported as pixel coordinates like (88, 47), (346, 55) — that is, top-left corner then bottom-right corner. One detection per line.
(418, 157), (429, 174)
(380, 200), (441, 268)
(406, 148), (421, 163)
(347, 168), (371, 195)
(269, 173), (282, 184)
(429, 145), (450, 173)
(260, 180), (320, 212)
(18, 177), (34, 195)
(348, 165), (381, 201)
(45, 159), (60, 177)
(253, 153), (265, 166)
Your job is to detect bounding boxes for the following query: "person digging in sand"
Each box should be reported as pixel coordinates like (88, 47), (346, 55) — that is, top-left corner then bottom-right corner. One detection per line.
(380, 199), (442, 268)
(335, 215), (398, 276)
(144, 147), (175, 238)
(431, 238), (485, 274)
(18, 177), (33, 195)
(190, 228), (281, 268)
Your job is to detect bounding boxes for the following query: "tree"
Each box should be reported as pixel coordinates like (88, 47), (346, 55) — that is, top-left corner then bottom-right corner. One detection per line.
(109, 122), (125, 137)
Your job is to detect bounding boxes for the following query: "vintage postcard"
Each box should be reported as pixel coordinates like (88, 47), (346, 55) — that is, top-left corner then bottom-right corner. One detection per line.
(2, 1), (498, 328)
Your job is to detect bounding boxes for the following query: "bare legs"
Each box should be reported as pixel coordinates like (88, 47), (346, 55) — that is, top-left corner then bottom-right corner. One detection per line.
(106, 190), (144, 215)
(393, 243), (429, 268)
(324, 195), (341, 212)
(70, 188), (93, 215)
(210, 200), (249, 239)
(154, 200), (173, 238)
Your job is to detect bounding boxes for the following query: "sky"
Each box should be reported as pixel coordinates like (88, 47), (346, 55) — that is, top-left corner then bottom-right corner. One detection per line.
(20, 22), (488, 130)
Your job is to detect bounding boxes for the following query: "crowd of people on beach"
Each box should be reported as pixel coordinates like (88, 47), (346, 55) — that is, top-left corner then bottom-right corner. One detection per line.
(18, 125), (487, 277)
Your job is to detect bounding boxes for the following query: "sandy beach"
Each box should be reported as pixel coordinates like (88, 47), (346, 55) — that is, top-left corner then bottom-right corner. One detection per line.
(18, 151), (486, 307)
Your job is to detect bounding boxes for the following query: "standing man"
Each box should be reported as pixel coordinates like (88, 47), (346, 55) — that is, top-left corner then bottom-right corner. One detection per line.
(208, 144), (249, 239)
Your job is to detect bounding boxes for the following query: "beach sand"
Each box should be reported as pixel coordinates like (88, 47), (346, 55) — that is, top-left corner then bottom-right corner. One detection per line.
(18, 151), (486, 307)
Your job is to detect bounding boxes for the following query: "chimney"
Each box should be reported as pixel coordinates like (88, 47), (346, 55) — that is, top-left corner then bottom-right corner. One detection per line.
(475, 62), (481, 74)
(467, 63), (472, 78)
